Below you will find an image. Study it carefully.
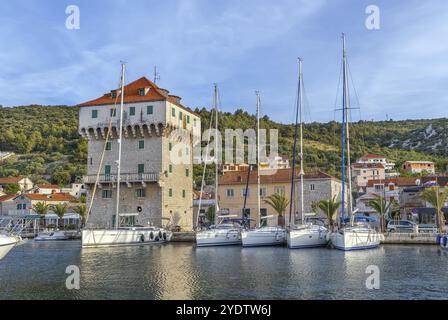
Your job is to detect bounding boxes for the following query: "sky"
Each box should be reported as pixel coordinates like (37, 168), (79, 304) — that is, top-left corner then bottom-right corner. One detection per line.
(1, 0), (448, 123)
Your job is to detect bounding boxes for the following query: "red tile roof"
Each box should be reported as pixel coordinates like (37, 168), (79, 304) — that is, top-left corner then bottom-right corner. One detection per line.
(0, 176), (24, 184)
(361, 154), (385, 159)
(219, 168), (335, 185)
(20, 193), (76, 202)
(78, 76), (198, 116)
(0, 194), (16, 202)
(36, 184), (61, 189)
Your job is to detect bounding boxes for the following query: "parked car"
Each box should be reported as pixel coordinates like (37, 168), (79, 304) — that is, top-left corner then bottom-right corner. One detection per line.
(387, 220), (417, 233)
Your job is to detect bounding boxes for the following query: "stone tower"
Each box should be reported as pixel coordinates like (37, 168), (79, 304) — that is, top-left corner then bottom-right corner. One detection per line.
(78, 77), (201, 230)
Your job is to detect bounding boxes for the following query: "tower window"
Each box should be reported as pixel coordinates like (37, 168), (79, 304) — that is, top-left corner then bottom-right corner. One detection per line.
(102, 190), (112, 199)
(110, 108), (116, 117)
(182, 190), (186, 198)
(138, 140), (144, 149)
(147, 105), (153, 114)
(135, 188), (146, 198)
(106, 142), (112, 151)
(92, 110), (98, 118)
(169, 164), (172, 173)
(129, 106), (136, 116)
(186, 169), (189, 177)
(172, 108), (176, 117)
(169, 188), (173, 197)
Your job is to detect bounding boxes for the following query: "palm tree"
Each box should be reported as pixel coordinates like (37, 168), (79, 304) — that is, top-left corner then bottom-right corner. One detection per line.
(264, 193), (290, 227)
(368, 196), (400, 233)
(420, 186), (447, 233)
(51, 203), (68, 230)
(73, 204), (87, 228)
(32, 201), (50, 228)
(316, 196), (341, 232)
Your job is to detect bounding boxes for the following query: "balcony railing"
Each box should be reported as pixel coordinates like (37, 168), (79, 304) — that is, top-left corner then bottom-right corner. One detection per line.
(83, 172), (159, 184)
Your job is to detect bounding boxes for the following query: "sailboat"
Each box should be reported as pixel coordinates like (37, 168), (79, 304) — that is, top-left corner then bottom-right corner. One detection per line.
(0, 233), (20, 260)
(287, 58), (329, 249)
(241, 92), (286, 247)
(81, 63), (172, 247)
(196, 84), (242, 247)
(329, 34), (381, 251)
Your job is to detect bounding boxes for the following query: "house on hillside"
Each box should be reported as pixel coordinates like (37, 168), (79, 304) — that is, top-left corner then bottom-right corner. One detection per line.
(33, 184), (62, 195)
(356, 154), (398, 179)
(0, 176), (33, 193)
(402, 161), (435, 174)
(352, 163), (385, 190)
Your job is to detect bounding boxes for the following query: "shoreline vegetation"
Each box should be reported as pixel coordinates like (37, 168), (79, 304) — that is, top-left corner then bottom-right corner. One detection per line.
(1, 105), (447, 187)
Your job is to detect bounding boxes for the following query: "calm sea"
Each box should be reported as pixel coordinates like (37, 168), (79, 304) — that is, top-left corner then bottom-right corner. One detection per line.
(0, 241), (447, 299)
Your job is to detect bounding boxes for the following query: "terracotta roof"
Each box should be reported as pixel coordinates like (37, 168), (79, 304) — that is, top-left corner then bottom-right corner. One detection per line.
(361, 154), (385, 159)
(20, 193), (76, 202)
(367, 178), (419, 187)
(36, 184), (61, 189)
(403, 161), (434, 164)
(219, 168), (335, 186)
(78, 76), (198, 116)
(352, 163), (384, 169)
(0, 194), (16, 202)
(0, 176), (23, 184)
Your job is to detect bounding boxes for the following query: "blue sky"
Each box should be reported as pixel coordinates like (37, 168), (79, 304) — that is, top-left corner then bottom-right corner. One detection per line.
(1, 0), (448, 123)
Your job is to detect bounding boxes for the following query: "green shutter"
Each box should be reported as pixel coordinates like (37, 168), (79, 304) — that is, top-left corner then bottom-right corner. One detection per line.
(187, 115), (190, 124)
(138, 164), (144, 174)
(186, 169), (189, 177)
(147, 105), (153, 114)
(172, 108), (176, 117)
(169, 142), (172, 151)
(169, 165), (172, 173)
(130, 106), (135, 116)
(138, 140), (144, 149)
(106, 142), (112, 151)
(92, 110), (98, 118)
(169, 189), (172, 197)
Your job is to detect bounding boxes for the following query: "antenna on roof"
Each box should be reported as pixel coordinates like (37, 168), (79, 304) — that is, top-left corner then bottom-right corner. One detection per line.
(153, 66), (160, 85)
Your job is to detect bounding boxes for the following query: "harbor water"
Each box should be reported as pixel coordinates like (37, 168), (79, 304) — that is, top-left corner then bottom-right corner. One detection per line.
(0, 240), (447, 299)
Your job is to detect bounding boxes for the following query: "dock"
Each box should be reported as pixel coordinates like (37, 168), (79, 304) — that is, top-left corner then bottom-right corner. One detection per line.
(382, 232), (437, 245)
(171, 231), (195, 242)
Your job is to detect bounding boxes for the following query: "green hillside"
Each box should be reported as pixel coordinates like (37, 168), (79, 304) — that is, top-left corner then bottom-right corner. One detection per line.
(0, 105), (447, 187)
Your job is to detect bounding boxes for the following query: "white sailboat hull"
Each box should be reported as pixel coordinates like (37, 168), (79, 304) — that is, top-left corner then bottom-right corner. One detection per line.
(330, 227), (381, 251)
(0, 235), (20, 260)
(241, 227), (286, 247)
(196, 229), (241, 247)
(287, 225), (328, 249)
(82, 228), (172, 248)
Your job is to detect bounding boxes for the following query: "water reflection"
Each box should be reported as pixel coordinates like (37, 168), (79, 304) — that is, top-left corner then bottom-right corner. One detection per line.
(0, 241), (447, 299)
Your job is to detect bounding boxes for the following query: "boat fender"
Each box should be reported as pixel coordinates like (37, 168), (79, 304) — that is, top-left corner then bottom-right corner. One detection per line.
(150, 232), (154, 240)
(443, 236), (447, 248)
(159, 231), (163, 239)
(163, 232), (167, 240)
(436, 234), (441, 245)
(155, 236), (160, 241)
(140, 234), (145, 242)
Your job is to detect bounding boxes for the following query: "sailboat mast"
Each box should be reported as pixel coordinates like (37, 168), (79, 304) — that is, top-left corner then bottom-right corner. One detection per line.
(288, 59), (301, 227)
(214, 84), (219, 218)
(115, 63), (125, 230)
(256, 91), (261, 227)
(298, 59), (305, 224)
(342, 34), (353, 220)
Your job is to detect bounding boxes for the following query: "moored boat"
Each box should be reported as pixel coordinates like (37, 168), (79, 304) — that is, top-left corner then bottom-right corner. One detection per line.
(35, 230), (69, 241)
(196, 222), (242, 247)
(0, 234), (20, 260)
(242, 226), (286, 247)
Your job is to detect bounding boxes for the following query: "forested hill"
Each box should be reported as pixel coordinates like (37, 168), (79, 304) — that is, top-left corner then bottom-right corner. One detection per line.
(0, 105), (447, 186)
